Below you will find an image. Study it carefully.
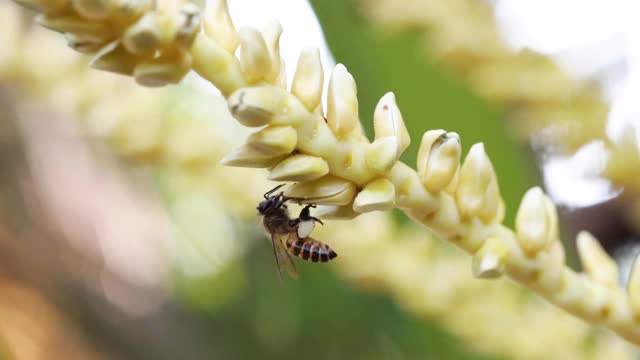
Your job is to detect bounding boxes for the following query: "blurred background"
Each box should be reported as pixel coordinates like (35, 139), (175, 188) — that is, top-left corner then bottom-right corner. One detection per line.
(2, 0), (640, 359)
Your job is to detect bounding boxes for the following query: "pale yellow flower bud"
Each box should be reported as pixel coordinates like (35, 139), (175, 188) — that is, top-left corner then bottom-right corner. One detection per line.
(109, 0), (153, 30)
(174, 3), (201, 48)
(122, 13), (161, 55)
(455, 143), (494, 219)
(268, 155), (329, 182)
(90, 42), (139, 76)
(72, 0), (110, 19)
(220, 144), (286, 168)
(628, 255), (640, 316)
(65, 33), (109, 54)
(576, 232), (618, 288)
(262, 20), (283, 84)
(353, 178), (396, 213)
(203, 0), (239, 53)
(420, 193), (461, 239)
(313, 205), (360, 220)
(228, 86), (309, 127)
(191, 34), (246, 96)
(15, 0), (68, 15)
(291, 48), (324, 111)
(37, 12), (112, 38)
(418, 130), (445, 174)
(478, 175), (501, 224)
(373, 92), (410, 159)
(284, 175), (357, 206)
(390, 163), (438, 216)
(366, 136), (399, 174)
(515, 187), (555, 256)
(472, 237), (508, 279)
(535, 241), (566, 293)
(238, 27), (272, 84)
(134, 47), (192, 87)
(274, 59), (286, 88)
(417, 130), (461, 193)
(246, 125), (297, 155)
(326, 64), (360, 139)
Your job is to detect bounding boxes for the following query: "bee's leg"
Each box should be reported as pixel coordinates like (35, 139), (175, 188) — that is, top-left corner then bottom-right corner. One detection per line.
(299, 204), (324, 225)
(288, 217), (300, 227)
(264, 184), (286, 199)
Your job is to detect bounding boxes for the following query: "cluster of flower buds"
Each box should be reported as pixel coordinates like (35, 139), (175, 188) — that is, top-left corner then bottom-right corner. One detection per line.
(17, 0), (200, 86)
(197, 1), (640, 344)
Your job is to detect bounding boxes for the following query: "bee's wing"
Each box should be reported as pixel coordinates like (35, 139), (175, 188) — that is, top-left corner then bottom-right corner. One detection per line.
(271, 232), (298, 279)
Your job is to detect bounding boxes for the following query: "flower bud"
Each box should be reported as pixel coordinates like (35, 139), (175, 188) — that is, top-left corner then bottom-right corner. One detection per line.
(366, 136), (399, 174)
(313, 205), (360, 220)
(203, 0), (239, 53)
(269, 155), (329, 182)
(326, 64), (360, 139)
(238, 27), (272, 84)
(37, 12), (111, 38)
(455, 143), (494, 219)
(262, 20), (283, 84)
(472, 237), (508, 279)
(628, 254), (640, 316)
(134, 48), (192, 87)
(353, 178), (396, 213)
(285, 175), (357, 206)
(122, 13), (161, 55)
(220, 144), (286, 168)
(291, 48), (324, 111)
(72, 0), (110, 19)
(246, 125), (297, 155)
(515, 187), (556, 256)
(373, 92), (410, 160)
(90, 42), (139, 76)
(577, 231), (618, 288)
(191, 35), (247, 96)
(417, 131), (461, 193)
(228, 86), (309, 127)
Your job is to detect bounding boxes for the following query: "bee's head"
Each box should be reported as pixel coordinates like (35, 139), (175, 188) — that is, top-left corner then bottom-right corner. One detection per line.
(257, 196), (278, 214)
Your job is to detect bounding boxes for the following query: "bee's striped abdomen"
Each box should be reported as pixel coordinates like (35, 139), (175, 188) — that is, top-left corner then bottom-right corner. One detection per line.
(286, 236), (337, 263)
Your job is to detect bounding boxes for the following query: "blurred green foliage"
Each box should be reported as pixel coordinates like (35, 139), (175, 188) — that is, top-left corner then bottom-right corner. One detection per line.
(196, 247), (502, 360)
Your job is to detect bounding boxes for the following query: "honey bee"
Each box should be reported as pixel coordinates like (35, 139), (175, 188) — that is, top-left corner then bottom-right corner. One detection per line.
(257, 184), (338, 278)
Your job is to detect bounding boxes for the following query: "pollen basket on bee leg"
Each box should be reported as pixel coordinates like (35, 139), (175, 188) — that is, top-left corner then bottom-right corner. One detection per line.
(296, 220), (315, 238)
